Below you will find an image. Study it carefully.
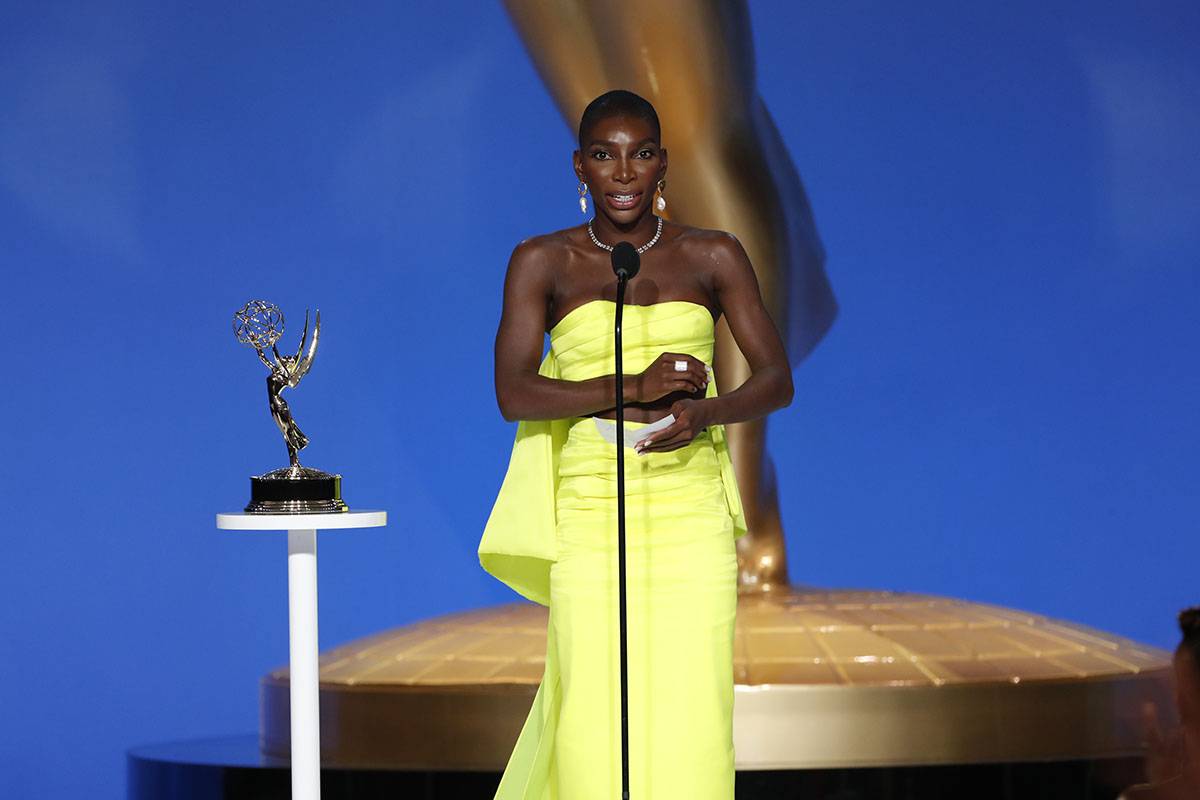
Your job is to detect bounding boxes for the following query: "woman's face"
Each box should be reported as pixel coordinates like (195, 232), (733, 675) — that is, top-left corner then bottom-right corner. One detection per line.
(574, 114), (666, 225)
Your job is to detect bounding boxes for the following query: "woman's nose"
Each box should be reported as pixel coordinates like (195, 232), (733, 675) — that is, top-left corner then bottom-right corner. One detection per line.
(613, 158), (635, 183)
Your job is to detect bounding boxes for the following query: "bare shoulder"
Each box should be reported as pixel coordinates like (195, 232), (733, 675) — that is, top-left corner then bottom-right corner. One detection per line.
(671, 224), (753, 284)
(505, 226), (583, 287)
(508, 228), (564, 270)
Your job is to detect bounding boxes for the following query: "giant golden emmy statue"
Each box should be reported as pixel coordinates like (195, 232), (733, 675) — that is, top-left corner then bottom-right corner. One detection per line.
(257, 0), (1172, 778)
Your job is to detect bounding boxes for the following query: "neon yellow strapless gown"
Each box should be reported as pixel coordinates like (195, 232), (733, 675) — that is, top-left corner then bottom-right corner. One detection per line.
(479, 299), (747, 800)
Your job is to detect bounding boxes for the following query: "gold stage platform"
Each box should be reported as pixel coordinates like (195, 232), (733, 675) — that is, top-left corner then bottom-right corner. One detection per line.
(261, 587), (1172, 770)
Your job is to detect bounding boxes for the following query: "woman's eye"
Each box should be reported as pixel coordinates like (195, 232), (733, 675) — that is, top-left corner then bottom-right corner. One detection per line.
(592, 151), (610, 160)
(638, 150), (654, 158)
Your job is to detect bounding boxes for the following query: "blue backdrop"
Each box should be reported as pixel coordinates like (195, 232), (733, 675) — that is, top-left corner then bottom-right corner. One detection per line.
(1, 2), (1196, 797)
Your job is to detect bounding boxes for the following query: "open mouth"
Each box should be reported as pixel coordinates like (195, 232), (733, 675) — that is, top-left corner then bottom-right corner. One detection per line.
(605, 191), (642, 210)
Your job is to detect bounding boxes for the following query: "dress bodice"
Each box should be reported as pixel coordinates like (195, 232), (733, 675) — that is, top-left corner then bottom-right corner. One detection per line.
(550, 300), (715, 381)
(479, 298), (745, 608)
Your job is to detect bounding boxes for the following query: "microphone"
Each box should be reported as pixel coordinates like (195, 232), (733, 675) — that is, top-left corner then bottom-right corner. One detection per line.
(611, 241), (641, 281)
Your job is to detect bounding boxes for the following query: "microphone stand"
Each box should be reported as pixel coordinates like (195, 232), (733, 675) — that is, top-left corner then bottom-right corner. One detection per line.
(608, 239), (639, 798)
(613, 273), (631, 800)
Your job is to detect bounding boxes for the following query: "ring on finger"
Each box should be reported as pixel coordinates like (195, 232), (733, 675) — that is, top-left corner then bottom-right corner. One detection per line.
(674, 359), (688, 372)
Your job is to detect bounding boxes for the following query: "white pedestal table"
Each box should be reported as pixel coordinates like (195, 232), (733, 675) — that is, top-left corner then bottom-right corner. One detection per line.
(216, 510), (387, 800)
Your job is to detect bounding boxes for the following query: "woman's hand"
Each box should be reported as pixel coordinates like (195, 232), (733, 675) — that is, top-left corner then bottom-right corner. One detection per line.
(1140, 700), (1185, 785)
(633, 352), (709, 403)
(635, 398), (713, 454)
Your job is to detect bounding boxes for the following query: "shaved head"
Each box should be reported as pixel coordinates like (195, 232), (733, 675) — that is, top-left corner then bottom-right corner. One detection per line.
(578, 89), (661, 149)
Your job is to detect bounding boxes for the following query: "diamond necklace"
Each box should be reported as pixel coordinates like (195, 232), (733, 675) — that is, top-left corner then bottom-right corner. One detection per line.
(587, 214), (663, 254)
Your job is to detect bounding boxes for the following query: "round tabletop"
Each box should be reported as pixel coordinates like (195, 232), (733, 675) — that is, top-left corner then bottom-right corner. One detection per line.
(216, 510), (387, 531)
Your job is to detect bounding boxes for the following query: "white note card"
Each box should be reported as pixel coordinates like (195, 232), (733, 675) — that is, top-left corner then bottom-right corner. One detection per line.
(593, 413), (676, 451)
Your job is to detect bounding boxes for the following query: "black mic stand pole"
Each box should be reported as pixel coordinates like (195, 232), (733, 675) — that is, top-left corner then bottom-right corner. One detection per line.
(609, 240), (640, 799)
(613, 271), (631, 800)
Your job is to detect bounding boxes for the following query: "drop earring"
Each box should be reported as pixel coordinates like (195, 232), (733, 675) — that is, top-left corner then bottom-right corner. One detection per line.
(578, 181), (589, 214)
(654, 178), (667, 212)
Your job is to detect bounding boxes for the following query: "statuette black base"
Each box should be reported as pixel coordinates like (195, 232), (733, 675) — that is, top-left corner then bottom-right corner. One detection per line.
(246, 466), (348, 514)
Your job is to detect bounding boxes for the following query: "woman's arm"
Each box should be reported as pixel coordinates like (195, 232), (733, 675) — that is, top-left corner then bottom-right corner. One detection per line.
(637, 232), (792, 452)
(703, 232), (794, 424)
(493, 238), (706, 422)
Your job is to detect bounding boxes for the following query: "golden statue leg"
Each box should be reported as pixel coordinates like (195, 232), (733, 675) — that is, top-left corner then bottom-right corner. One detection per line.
(505, 0), (837, 591)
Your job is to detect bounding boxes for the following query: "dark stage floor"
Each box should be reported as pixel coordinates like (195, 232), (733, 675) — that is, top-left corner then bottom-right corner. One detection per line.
(127, 735), (1146, 799)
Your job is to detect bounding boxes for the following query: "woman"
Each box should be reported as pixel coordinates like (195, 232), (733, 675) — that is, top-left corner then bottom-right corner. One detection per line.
(1119, 607), (1200, 800)
(479, 89), (792, 800)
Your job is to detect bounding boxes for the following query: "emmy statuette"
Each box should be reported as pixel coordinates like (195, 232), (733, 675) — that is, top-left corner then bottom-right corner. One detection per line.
(232, 299), (348, 513)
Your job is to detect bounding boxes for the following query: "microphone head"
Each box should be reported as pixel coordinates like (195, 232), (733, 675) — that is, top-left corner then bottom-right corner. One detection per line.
(611, 241), (641, 279)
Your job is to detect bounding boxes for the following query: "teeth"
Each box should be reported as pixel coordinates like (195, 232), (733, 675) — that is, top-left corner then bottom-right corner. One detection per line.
(614, 194), (635, 201)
